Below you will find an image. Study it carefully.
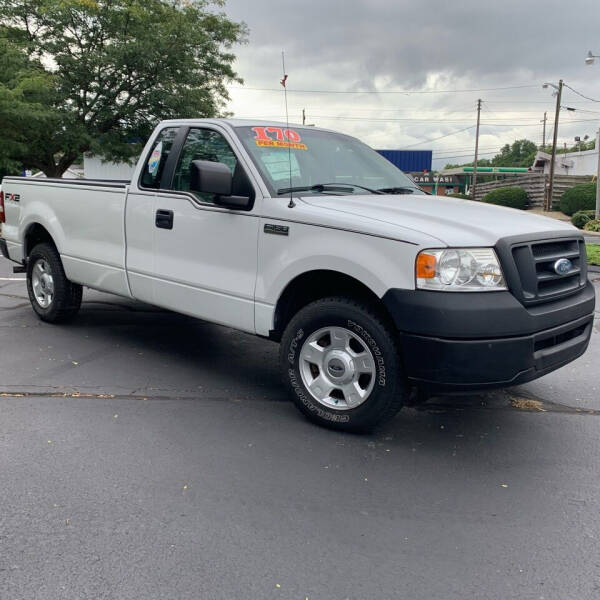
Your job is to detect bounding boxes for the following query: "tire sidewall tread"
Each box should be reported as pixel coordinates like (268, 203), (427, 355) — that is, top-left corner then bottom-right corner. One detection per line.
(26, 243), (82, 323)
(280, 296), (406, 432)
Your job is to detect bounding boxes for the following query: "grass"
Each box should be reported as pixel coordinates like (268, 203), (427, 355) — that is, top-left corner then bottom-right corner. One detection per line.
(586, 243), (600, 266)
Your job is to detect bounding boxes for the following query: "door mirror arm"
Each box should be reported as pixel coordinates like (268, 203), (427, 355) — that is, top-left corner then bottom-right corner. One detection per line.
(213, 194), (252, 210)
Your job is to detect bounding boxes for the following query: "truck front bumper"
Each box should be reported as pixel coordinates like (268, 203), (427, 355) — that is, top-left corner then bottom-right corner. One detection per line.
(382, 282), (596, 390)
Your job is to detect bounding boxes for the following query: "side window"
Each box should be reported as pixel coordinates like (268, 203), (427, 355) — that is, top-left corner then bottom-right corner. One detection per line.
(141, 127), (179, 189)
(172, 128), (238, 202)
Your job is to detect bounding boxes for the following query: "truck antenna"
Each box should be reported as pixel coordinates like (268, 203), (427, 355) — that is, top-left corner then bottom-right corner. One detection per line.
(281, 51), (295, 208)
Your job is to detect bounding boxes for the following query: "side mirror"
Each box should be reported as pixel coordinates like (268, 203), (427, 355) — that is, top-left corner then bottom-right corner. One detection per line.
(190, 160), (232, 196)
(189, 159), (252, 210)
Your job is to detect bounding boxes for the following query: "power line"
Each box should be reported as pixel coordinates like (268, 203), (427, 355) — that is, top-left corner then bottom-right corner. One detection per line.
(400, 126), (475, 148)
(233, 114), (598, 125)
(563, 84), (600, 103)
(434, 150), (500, 161)
(227, 84), (539, 95)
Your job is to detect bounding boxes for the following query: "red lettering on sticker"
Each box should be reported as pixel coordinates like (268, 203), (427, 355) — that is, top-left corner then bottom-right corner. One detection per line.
(251, 126), (271, 141)
(284, 129), (301, 143)
(266, 127), (285, 141)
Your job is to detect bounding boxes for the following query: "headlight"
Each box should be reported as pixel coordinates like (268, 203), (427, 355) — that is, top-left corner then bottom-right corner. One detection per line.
(416, 248), (506, 291)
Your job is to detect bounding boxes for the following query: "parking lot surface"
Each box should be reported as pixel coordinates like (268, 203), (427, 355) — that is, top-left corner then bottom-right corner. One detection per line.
(1, 256), (600, 599)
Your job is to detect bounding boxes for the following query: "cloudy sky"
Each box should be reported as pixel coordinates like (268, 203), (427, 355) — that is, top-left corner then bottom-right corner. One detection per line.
(222, 0), (600, 169)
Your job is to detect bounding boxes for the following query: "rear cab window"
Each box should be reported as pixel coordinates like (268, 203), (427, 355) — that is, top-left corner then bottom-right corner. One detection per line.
(140, 127), (180, 189)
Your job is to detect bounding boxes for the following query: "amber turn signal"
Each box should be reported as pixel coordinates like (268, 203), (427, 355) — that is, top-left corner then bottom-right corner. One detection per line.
(416, 253), (436, 279)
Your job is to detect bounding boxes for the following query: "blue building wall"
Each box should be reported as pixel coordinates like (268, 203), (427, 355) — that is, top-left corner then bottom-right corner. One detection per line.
(376, 150), (432, 173)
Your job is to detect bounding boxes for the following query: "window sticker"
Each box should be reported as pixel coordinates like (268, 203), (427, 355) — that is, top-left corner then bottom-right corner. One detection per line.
(261, 152), (301, 182)
(252, 126), (307, 150)
(148, 141), (163, 175)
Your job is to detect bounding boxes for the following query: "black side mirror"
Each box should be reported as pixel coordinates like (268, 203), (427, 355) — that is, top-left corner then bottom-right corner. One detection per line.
(189, 160), (252, 210)
(190, 160), (232, 195)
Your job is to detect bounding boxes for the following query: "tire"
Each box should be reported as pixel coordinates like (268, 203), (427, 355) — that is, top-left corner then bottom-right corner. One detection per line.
(280, 297), (407, 432)
(26, 243), (82, 323)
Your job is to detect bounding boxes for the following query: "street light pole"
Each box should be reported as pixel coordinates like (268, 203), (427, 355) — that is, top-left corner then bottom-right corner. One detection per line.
(546, 80), (563, 211)
(471, 98), (482, 199)
(596, 129), (600, 220)
(585, 52), (600, 219)
(540, 111), (547, 150)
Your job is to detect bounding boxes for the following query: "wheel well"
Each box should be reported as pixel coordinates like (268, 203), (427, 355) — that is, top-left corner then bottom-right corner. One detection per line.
(24, 223), (56, 259)
(271, 270), (393, 341)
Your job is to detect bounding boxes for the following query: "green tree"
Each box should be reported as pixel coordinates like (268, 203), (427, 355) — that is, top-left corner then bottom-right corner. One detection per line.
(0, 0), (247, 177)
(492, 139), (538, 167)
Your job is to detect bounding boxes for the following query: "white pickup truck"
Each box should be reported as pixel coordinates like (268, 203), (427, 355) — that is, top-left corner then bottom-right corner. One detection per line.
(0, 119), (595, 430)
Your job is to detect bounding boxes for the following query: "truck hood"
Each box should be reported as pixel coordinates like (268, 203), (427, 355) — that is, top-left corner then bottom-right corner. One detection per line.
(302, 193), (578, 247)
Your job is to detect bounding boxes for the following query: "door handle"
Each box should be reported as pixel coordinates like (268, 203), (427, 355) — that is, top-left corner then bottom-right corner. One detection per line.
(155, 209), (174, 230)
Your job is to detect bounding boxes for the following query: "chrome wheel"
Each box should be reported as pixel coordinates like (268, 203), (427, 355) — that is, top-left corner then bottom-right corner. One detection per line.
(31, 258), (55, 308)
(299, 326), (376, 410)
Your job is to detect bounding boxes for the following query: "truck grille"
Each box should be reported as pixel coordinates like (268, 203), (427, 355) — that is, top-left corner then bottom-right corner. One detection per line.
(503, 237), (587, 306)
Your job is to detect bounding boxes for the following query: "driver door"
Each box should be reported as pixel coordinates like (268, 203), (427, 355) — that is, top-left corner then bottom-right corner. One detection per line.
(151, 126), (260, 333)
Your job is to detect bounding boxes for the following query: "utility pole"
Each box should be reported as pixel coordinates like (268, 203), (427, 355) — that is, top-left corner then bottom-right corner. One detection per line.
(546, 79), (563, 211)
(471, 98), (482, 199)
(540, 112), (547, 149)
(302, 108), (306, 125)
(596, 129), (600, 219)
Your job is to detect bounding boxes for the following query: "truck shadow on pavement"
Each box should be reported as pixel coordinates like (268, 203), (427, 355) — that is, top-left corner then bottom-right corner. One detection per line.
(2, 294), (596, 455)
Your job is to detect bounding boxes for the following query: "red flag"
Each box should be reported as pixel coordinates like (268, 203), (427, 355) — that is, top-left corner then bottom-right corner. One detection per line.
(280, 74), (288, 87)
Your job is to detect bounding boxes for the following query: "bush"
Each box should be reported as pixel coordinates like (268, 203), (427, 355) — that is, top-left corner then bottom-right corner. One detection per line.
(559, 182), (597, 216)
(448, 192), (470, 199)
(583, 219), (600, 232)
(481, 186), (528, 209)
(571, 210), (596, 229)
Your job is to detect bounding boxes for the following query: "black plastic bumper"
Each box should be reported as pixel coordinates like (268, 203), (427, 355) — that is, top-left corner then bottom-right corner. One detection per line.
(0, 237), (9, 260)
(382, 283), (596, 390)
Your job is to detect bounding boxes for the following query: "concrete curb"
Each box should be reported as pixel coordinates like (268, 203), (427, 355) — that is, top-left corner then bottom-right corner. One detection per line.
(589, 265), (600, 273)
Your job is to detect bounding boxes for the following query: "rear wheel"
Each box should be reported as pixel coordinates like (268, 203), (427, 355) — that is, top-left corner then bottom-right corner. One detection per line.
(27, 243), (82, 323)
(280, 297), (407, 432)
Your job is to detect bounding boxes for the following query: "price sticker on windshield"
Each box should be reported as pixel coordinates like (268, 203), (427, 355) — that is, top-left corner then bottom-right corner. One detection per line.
(252, 127), (307, 150)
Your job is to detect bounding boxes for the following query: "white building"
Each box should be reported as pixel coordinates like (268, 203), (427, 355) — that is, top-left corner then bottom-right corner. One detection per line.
(531, 131), (599, 176)
(83, 155), (137, 180)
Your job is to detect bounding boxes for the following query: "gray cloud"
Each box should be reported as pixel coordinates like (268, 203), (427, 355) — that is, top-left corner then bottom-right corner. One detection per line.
(222, 0), (600, 167)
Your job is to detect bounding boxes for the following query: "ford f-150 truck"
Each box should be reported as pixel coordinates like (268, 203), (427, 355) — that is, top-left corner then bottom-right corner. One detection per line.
(0, 119), (595, 430)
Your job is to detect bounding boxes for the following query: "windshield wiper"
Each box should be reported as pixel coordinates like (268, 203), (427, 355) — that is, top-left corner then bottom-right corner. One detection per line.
(277, 182), (384, 195)
(376, 186), (416, 194)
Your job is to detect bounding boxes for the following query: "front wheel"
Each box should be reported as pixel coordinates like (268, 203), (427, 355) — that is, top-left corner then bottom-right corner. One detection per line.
(26, 243), (82, 323)
(280, 297), (407, 432)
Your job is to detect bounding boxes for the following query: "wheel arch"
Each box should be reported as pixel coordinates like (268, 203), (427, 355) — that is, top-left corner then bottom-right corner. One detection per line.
(23, 222), (58, 259)
(270, 269), (395, 342)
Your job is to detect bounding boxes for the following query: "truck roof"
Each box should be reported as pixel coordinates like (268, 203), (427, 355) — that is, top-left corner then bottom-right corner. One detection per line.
(158, 117), (338, 134)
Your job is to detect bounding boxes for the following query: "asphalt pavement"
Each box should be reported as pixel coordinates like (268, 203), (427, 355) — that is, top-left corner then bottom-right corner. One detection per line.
(1, 256), (600, 600)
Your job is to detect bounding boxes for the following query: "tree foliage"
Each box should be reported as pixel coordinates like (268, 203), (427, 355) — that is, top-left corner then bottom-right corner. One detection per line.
(445, 136), (597, 171)
(445, 139), (538, 170)
(0, 0), (247, 177)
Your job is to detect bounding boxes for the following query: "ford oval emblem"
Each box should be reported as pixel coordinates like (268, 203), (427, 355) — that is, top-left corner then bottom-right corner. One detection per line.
(553, 258), (572, 276)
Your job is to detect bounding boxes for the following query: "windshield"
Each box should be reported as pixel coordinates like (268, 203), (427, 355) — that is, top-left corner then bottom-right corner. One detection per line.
(235, 125), (424, 197)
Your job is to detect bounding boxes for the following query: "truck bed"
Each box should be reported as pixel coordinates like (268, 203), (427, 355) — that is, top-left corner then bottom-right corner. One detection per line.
(1, 175), (131, 297)
(2, 176), (129, 187)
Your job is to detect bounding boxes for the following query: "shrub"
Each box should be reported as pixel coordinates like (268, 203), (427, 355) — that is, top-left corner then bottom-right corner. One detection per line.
(448, 192), (470, 199)
(481, 186), (528, 209)
(559, 182), (597, 216)
(571, 210), (596, 229)
(583, 219), (600, 232)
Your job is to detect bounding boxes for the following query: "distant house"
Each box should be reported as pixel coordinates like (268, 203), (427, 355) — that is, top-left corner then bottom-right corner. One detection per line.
(531, 132), (599, 176)
(83, 155), (137, 180)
